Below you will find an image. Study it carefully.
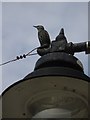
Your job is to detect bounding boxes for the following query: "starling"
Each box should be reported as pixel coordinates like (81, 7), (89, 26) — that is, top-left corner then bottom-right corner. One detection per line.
(33, 25), (51, 48)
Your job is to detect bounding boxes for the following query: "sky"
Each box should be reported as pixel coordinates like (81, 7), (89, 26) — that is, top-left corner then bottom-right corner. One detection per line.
(0, 1), (89, 94)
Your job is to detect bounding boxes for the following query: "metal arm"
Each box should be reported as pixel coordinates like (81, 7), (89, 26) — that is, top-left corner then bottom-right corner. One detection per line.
(66, 41), (90, 54)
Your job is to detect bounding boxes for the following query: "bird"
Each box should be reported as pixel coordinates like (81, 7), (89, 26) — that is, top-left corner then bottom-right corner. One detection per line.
(33, 25), (51, 48)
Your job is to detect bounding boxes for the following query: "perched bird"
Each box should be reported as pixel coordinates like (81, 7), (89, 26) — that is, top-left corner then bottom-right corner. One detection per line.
(33, 25), (51, 48)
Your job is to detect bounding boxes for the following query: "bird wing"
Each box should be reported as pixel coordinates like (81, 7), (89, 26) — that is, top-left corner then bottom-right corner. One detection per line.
(38, 30), (50, 46)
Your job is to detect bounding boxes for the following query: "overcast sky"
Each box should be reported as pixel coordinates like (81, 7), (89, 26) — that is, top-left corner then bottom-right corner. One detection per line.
(1, 2), (89, 93)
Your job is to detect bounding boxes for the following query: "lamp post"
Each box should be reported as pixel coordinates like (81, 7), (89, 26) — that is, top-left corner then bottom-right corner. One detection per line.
(2, 28), (90, 119)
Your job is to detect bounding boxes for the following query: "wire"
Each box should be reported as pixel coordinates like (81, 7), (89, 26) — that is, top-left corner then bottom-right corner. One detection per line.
(0, 58), (18, 66)
(27, 53), (37, 56)
(0, 47), (38, 66)
(26, 47), (38, 56)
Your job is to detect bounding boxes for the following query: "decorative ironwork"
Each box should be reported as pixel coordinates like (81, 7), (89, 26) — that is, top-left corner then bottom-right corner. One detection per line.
(37, 28), (90, 56)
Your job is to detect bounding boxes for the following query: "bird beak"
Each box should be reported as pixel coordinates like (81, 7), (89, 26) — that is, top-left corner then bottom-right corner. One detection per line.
(33, 25), (37, 28)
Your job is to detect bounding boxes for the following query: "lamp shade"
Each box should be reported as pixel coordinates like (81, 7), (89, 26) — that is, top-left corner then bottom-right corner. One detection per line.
(2, 52), (89, 119)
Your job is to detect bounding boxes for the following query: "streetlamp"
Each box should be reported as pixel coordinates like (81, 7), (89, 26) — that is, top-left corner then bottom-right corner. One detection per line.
(2, 28), (90, 119)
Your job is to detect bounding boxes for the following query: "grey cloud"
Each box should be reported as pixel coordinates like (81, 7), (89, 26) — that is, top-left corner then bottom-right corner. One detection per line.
(2, 2), (89, 92)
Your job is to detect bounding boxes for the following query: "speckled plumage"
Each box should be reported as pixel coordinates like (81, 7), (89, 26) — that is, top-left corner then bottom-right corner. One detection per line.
(33, 25), (51, 47)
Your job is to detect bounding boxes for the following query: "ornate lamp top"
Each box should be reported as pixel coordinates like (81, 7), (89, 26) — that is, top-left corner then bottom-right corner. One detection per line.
(36, 27), (90, 56)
